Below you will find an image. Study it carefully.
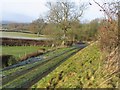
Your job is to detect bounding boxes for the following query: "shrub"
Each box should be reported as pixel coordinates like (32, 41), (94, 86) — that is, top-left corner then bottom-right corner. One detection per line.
(8, 56), (17, 66)
(98, 20), (118, 53)
(1, 55), (17, 68)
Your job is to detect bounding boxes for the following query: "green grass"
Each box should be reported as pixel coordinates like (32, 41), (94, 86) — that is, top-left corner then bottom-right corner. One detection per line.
(2, 48), (78, 88)
(1, 32), (40, 38)
(2, 47), (73, 76)
(31, 42), (118, 88)
(1, 46), (49, 59)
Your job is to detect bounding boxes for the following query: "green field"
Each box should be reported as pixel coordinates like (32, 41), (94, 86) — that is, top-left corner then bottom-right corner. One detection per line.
(1, 32), (50, 40)
(1, 46), (49, 59)
(32, 42), (119, 88)
(2, 47), (72, 76)
(2, 47), (79, 88)
(1, 32), (38, 38)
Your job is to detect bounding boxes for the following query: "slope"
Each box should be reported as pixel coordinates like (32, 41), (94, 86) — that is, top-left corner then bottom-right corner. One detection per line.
(32, 42), (119, 88)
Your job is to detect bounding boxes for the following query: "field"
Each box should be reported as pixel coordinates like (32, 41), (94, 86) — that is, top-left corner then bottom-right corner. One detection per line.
(1, 0), (118, 89)
(32, 42), (119, 88)
(1, 31), (40, 38)
(1, 46), (52, 68)
(0, 32), (48, 40)
(2, 47), (80, 88)
(1, 46), (49, 59)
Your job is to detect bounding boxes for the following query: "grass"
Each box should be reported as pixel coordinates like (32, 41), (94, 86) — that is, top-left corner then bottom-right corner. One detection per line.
(1, 46), (49, 59)
(31, 42), (119, 88)
(2, 48), (78, 88)
(2, 47), (73, 76)
(1, 32), (40, 38)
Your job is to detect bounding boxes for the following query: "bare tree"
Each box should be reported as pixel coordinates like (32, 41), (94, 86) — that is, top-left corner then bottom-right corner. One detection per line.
(46, 1), (86, 45)
(29, 17), (46, 36)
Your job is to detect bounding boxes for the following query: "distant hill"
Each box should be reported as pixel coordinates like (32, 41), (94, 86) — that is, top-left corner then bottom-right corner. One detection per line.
(1, 21), (17, 24)
(1, 20), (30, 25)
(2, 12), (34, 24)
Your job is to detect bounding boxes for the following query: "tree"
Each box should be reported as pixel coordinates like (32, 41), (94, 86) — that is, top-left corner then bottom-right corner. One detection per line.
(92, 0), (119, 52)
(46, 1), (86, 45)
(29, 17), (46, 36)
(67, 20), (80, 43)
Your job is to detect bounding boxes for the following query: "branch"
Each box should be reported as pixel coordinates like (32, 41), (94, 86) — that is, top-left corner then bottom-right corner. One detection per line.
(93, 0), (112, 20)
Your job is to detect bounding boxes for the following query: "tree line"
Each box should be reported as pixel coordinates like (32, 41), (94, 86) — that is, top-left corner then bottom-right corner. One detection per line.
(3, 0), (118, 48)
(29, 1), (101, 46)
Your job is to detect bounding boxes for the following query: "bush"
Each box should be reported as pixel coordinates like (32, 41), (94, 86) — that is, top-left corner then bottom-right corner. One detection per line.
(1, 55), (17, 68)
(98, 20), (118, 53)
(8, 56), (17, 66)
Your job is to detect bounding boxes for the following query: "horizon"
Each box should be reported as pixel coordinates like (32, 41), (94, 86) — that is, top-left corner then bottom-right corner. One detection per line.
(1, 0), (114, 23)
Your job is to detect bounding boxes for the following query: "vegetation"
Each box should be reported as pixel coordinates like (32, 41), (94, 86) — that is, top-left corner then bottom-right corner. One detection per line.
(2, 46), (48, 58)
(42, 19), (100, 45)
(1, 32), (45, 38)
(1, 0), (119, 89)
(2, 47), (72, 76)
(29, 17), (46, 35)
(2, 47), (79, 88)
(92, 0), (119, 81)
(1, 46), (50, 67)
(44, 1), (86, 45)
(95, 1), (118, 53)
(32, 42), (119, 88)
(2, 46), (74, 64)
(2, 23), (29, 31)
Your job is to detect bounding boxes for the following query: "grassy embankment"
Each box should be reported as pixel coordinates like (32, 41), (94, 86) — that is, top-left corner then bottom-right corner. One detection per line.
(32, 42), (119, 88)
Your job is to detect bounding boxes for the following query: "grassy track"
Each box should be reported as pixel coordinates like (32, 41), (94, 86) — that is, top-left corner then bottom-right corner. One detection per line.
(2, 47), (74, 85)
(2, 47), (71, 74)
(31, 42), (119, 88)
(2, 47), (80, 88)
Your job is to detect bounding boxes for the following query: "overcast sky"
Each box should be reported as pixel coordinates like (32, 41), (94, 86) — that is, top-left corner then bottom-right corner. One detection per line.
(1, 0), (114, 23)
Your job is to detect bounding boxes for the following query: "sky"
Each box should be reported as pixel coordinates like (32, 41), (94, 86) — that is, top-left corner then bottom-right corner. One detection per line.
(1, 0), (110, 23)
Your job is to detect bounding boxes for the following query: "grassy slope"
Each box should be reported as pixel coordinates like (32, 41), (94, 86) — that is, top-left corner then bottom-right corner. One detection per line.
(1, 46), (49, 59)
(32, 42), (118, 88)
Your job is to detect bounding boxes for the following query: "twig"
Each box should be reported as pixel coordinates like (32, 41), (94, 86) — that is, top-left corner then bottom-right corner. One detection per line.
(98, 76), (113, 87)
(93, 0), (112, 20)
